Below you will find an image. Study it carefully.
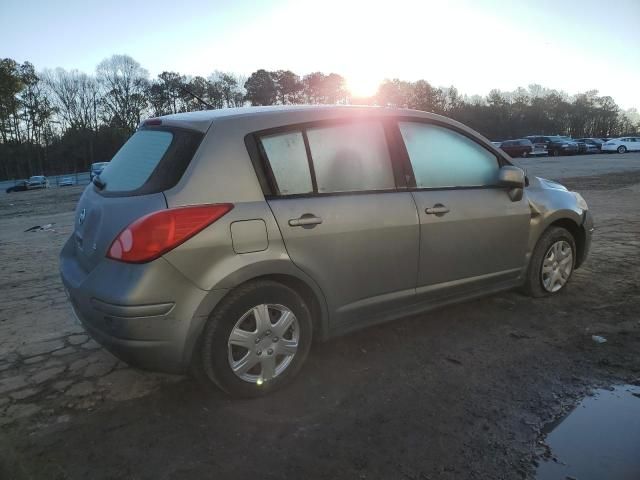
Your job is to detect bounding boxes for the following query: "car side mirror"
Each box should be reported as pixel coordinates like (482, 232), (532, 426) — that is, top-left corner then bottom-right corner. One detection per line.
(498, 165), (525, 201)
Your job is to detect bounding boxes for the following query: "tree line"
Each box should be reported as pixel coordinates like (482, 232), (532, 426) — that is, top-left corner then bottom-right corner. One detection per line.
(1, 54), (638, 181)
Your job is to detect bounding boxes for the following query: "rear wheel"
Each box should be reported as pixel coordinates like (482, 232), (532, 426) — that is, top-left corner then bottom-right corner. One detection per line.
(617, 145), (627, 154)
(199, 280), (313, 398)
(521, 150), (529, 158)
(523, 226), (576, 297)
(552, 149), (560, 157)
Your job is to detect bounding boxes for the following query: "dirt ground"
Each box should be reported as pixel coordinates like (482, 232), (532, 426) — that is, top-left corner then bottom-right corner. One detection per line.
(1, 154), (639, 480)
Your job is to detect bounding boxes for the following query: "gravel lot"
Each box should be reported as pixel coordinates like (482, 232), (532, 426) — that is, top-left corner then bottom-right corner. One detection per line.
(1, 152), (639, 479)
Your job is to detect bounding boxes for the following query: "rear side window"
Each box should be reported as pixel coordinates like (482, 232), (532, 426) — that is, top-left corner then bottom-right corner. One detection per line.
(260, 132), (313, 195)
(258, 120), (395, 195)
(307, 121), (394, 193)
(99, 128), (203, 195)
(399, 122), (499, 188)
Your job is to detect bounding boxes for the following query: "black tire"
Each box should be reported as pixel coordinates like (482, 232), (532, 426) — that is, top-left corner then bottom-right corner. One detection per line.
(617, 145), (627, 154)
(552, 149), (560, 157)
(198, 280), (313, 398)
(523, 226), (576, 298)
(521, 150), (528, 158)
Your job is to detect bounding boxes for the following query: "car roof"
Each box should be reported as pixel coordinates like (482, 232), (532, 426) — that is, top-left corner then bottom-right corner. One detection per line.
(152, 105), (477, 135)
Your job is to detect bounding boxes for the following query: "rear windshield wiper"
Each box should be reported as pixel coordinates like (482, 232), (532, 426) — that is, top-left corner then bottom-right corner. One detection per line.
(93, 175), (106, 190)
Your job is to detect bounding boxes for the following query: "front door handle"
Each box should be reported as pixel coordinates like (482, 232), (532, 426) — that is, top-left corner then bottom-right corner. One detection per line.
(288, 214), (323, 227)
(425, 204), (450, 215)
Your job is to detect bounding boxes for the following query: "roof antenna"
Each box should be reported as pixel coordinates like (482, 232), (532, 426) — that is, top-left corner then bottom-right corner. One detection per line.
(173, 82), (215, 110)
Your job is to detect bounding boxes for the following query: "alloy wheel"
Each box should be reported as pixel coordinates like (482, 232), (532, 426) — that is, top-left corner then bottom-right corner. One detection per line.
(541, 240), (573, 293)
(227, 304), (299, 383)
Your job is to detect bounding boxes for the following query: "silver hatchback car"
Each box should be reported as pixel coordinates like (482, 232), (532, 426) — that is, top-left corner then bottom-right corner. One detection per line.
(60, 106), (593, 397)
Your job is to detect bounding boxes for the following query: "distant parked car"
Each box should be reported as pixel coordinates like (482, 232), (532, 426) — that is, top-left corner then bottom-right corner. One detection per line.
(601, 137), (640, 154)
(27, 175), (49, 189)
(5, 180), (28, 193)
(499, 139), (534, 158)
(90, 162), (109, 180)
(558, 137), (587, 154)
(575, 138), (603, 153)
(59, 177), (74, 187)
(526, 136), (579, 156)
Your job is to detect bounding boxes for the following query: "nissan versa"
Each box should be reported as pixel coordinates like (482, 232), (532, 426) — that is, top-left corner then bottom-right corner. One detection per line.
(60, 106), (593, 397)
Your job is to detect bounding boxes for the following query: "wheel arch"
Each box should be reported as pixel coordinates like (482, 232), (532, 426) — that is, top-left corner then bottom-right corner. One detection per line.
(546, 217), (587, 269)
(183, 263), (330, 368)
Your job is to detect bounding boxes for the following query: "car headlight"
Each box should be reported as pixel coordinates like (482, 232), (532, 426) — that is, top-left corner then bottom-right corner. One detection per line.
(572, 192), (588, 210)
(561, 143), (569, 147)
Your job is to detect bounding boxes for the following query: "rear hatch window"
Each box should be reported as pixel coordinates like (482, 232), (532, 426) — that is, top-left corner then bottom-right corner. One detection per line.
(98, 127), (203, 196)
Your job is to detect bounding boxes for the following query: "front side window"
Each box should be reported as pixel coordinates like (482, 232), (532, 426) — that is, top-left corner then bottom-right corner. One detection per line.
(306, 121), (395, 193)
(399, 122), (499, 188)
(260, 131), (313, 195)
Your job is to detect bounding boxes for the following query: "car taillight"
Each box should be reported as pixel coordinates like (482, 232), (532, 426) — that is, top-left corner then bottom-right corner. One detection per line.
(107, 204), (233, 263)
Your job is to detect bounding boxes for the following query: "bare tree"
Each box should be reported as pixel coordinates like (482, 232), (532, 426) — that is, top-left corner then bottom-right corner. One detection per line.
(45, 68), (100, 131)
(96, 55), (149, 132)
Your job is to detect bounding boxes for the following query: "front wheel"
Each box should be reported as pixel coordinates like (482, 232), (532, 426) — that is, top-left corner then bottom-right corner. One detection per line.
(198, 280), (313, 398)
(617, 145), (627, 154)
(521, 150), (529, 158)
(523, 226), (576, 298)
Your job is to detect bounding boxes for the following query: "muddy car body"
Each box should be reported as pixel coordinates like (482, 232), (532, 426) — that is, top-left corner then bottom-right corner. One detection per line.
(60, 106), (593, 397)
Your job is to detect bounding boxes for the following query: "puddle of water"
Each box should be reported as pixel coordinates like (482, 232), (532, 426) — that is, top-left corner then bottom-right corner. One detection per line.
(536, 384), (640, 480)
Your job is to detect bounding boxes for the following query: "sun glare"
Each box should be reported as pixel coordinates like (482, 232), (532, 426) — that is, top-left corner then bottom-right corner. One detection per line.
(347, 76), (380, 99)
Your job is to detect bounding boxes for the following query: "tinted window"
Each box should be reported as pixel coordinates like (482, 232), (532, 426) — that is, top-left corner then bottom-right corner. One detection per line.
(307, 121), (394, 193)
(98, 128), (203, 195)
(399, 122), (499, 188)
(101, 130), (173, 192)
(261, 131), (313, 195)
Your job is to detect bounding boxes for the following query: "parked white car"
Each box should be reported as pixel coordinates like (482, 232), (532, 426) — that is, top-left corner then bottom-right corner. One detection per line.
(601, 137), (640, 153)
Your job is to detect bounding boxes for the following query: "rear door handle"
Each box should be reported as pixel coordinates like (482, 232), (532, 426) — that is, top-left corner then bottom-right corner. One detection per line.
(425, 204), (450, 215)
(288, 214), (323, 227)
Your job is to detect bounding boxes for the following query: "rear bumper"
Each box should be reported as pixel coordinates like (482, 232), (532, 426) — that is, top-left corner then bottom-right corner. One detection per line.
(561, 146), (579, 154)
(59, 237), (227, 373)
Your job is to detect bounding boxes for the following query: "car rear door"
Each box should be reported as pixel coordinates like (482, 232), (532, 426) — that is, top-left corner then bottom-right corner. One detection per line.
(256, 120), (419, 328)
(396, 120), (531, 302)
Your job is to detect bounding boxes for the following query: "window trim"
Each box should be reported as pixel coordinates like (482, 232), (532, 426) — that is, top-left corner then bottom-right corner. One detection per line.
(392, 117), (509, 192)
(245, 117), (408, 199)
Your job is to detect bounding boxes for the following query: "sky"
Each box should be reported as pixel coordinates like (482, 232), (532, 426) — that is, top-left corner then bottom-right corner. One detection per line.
(1, 0), (639, 109)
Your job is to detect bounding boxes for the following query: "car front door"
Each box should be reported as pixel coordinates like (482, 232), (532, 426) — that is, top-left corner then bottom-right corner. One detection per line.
(396, 120), (531, 302)
(256, 120), (420, 329)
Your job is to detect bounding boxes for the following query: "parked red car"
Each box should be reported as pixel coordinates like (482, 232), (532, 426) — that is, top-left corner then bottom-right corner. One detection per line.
(498, 139), (534, 158)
